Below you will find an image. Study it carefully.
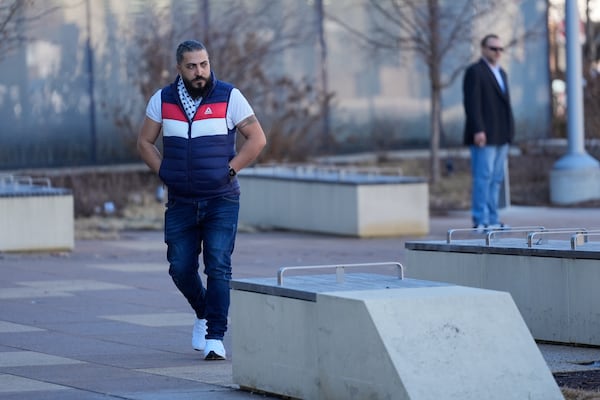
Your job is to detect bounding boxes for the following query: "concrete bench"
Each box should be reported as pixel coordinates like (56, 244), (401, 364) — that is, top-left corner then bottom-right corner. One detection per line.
(0, 174), (73, 252)
(230, 262), (561, 400)
(405, 227), (600, 346)
(238, 166), (429, 237)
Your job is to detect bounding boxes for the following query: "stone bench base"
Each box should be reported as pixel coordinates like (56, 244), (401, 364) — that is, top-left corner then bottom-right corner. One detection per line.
(238, 167), (429, 237)
(405, 239), (600, 346)
(231, 272), (561, 399)
(0, 195), (74, 252)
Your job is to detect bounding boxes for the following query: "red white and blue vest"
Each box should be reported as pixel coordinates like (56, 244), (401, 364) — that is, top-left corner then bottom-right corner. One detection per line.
(158, 75), (239, 201)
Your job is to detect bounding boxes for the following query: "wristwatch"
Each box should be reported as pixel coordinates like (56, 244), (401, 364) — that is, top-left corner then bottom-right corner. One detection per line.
(228, 166), (237, 178)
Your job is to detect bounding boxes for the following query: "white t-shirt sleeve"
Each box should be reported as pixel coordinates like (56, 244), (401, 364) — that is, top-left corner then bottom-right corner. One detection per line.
(227, 88), (255, 129)
(146, 89), (163, 123)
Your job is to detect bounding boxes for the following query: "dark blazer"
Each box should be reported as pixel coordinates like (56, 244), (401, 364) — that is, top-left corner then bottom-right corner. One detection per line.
(462, 58), (515, 146)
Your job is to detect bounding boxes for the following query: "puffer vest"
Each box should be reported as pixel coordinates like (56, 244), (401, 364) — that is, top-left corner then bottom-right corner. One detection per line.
(158, 75), (239, 201)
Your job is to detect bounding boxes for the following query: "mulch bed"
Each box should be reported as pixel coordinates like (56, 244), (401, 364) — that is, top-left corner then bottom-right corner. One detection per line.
(555, 369), (600, 391)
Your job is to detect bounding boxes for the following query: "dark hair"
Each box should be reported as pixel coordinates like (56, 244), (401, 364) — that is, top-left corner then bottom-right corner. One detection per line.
(480, 34), (499, 48)
(176, 40), (207, 64)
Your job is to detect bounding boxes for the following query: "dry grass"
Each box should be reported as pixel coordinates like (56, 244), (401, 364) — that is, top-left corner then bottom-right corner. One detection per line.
(375, 145), (600, 212)
(75, 192), (164, 240)
(73, 147), (600, 239)
(562, 388), (600, 399)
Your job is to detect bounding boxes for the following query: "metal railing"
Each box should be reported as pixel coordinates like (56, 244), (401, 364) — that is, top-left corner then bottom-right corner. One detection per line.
(446, 225), (600, 250)
(277, 261), (404, 286)
(0, 174), (52, 189)
(446, 226), (544, 244)
(571, 231), (600, 249)
(526, 228), (590, 247)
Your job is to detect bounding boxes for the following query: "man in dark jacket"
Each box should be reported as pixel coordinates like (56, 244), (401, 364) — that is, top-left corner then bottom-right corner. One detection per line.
(137, 40), (266, 361)
(463, 33), (515, 230)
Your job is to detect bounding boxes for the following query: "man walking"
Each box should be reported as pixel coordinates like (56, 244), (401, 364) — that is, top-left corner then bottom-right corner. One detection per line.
(137, 40), (266, 360)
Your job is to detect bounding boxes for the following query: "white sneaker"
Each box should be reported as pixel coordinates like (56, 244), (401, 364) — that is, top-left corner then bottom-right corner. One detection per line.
(204, 339), (226, 360)
(487, 223), (509, 230)
(192, 318), (207, 351)
(473, 224), (486, 233)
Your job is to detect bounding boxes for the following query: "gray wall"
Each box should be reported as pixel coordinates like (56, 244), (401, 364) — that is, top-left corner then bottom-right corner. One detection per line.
(0, 0), (551, 169)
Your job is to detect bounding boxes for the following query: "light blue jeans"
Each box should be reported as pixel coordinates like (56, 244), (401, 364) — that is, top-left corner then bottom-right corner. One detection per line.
(164, 195), (239, 340)
(470, 144), (509, 226)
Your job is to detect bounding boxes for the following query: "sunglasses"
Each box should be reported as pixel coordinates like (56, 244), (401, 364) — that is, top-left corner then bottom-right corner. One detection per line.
(487, 46), (504, 52)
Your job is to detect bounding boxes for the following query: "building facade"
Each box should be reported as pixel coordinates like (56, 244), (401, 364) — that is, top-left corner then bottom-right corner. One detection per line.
(0, 0), (551, 169)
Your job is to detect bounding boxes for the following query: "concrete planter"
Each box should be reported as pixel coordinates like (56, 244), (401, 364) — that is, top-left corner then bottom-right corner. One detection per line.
(231, 268), (561, 400)
(0, 175), (74, 252)
(238, 166), (429, 237)
(405, 236), (600, 346)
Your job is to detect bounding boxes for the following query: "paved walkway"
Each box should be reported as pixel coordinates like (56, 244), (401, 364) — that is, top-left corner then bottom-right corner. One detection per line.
(1, 206), (600, 399)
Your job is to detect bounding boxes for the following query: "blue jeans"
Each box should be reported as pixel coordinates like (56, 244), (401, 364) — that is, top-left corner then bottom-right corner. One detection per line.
(470, 144), (509, 226)
(164, 195), (239, 340)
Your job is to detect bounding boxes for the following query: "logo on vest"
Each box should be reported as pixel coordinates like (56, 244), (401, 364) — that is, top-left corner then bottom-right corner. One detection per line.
(204, 107), (213, 115)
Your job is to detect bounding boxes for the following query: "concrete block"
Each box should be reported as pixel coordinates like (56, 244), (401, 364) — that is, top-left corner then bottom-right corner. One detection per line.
(238, 167), (429, 237)
(231, 291), (319, 399)
(232, 276), (562, 399)
(0, 194), (74, 252)
(317, 287), (561, 400)
(404, 248), (600, 346)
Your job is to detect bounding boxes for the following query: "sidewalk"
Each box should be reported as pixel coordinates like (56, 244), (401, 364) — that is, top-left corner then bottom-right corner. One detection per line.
(1, 206), (600, 399)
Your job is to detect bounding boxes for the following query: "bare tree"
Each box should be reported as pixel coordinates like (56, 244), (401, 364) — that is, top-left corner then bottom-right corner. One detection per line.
(327, 0), (545, 182)
(99, 0), (333, 162)
(585, 0), (597, 66)
(0, 0), (30, 62)
(188, 1), (336, 161)
(0, 0), (63, 63)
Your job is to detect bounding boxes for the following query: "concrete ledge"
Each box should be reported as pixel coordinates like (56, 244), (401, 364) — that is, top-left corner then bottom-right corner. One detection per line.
(0, 194), (74, 252)
(231, 274), (562, 399)
(238, 166), (429, 237)
(404, 241), (600, 346)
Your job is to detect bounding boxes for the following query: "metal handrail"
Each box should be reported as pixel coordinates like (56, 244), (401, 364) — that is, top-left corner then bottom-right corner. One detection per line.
(277, 261), (404, 286)
(571, 231), (600, 249)
(447, 226), (544, 244)
(527, 228), (589, 247)
(0, 174), (14, 185)
(485, 228), (545, 246)
(15, 176), (33, 185)
(30, 177), (52, 188)
(0, 175), (52, 189)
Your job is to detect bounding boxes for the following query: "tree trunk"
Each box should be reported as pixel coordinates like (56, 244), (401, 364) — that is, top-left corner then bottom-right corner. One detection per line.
(315, 0), (331, 152)
(430, 86), (441, 183)
(428, 0), (441, 183)
(585, 0), (596, 66)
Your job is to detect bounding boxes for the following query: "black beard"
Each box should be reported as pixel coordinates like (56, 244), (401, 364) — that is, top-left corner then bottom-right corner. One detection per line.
(184, 76), (212, 99)
(186, 84), (204, 99)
